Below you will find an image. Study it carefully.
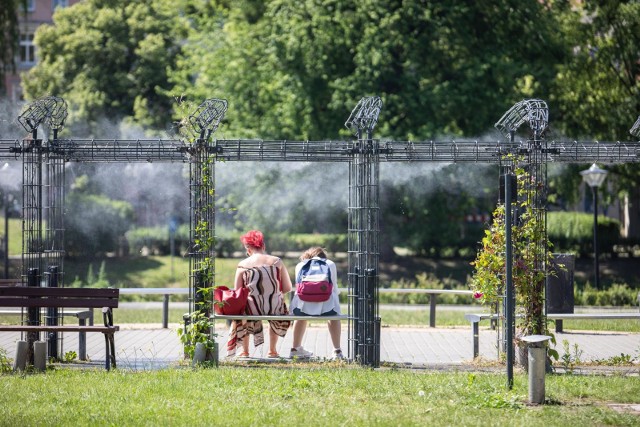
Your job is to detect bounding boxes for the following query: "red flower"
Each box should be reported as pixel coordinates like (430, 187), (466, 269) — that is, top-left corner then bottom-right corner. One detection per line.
(473, 291), (484, 299)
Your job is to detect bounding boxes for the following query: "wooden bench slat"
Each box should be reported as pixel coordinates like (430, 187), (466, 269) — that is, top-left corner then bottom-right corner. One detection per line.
(0, 298), (118, 308)
(0, 286), (119, 370)
(212, 314), (348, 321)
(0, 287), (119, 298)
(0, 325), (119, 333)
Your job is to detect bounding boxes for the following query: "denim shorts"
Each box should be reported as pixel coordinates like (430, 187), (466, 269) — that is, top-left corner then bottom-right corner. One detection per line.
(293, 308), (338, 316)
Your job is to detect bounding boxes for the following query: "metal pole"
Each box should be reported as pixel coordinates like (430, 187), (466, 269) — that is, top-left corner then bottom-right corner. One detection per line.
(163, 294), (169, 329)
(505, 173), (514, 389)
(46, 265), (59, 360)
(593, 186), (599, 290)
(3, 194), (8, 279)
(27, 268), (40, 365)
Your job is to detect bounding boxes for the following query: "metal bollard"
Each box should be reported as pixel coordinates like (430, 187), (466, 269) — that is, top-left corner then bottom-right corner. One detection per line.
(34, 341), (47, 372)
(521, 335), (552, 404)
(13, 340), (28, 371)
(192, 342), (207, 366)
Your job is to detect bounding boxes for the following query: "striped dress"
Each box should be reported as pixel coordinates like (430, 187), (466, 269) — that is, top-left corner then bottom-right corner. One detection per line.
(226, 265), (291, 355)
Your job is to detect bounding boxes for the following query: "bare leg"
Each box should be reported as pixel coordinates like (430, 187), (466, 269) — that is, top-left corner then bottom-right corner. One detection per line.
(269, 328), (279, 354)
(328, 320), (341, 349)
(292, 320), (308, 348)
(241, 321), (250, 354)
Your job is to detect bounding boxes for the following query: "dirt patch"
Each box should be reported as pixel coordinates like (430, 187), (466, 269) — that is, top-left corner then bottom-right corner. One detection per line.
(608, 403), (640, 416)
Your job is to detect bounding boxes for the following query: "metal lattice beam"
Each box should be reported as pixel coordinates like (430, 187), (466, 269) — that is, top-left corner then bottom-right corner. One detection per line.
(49, 139), (188, 162)
(5, 94), (640, 369)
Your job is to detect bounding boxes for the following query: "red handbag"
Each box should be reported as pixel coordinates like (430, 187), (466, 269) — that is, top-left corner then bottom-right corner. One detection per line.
(214, 286), (249, 315)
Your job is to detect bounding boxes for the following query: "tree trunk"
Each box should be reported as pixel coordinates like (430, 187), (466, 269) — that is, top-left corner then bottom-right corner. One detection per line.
(622, 186), (640, 240)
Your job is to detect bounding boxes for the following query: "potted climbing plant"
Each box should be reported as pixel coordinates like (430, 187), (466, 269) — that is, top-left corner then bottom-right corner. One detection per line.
(174, 99), (219, 366)
(470, 163), (558, 363)
(177, 285), (218, 366)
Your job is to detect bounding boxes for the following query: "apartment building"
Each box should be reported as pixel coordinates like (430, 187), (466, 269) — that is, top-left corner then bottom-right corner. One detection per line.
(3, 0), (81, 102)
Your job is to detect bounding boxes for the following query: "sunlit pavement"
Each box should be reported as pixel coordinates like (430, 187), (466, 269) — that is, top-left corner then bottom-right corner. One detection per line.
(2, 323), (638, 370)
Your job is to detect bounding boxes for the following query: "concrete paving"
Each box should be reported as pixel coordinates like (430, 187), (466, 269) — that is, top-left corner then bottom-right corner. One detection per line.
(1, 322), (638, 370)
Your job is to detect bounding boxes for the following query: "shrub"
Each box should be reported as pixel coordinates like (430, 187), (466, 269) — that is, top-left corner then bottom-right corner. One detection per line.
(574, 283), (638, 307)
(548, 211), (621, 257)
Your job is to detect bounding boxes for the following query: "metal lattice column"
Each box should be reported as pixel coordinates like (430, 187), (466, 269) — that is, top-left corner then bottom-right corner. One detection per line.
(347, 137), (381, 367)
(22, 134), (44, 280)
(187, 139), (216, 315)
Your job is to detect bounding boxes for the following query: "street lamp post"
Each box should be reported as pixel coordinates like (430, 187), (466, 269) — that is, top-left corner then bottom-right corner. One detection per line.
(580, 163), (608, 290)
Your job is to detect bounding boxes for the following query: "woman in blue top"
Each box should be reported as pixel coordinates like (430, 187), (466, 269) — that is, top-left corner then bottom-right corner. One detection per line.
(289, 246), (343, 360)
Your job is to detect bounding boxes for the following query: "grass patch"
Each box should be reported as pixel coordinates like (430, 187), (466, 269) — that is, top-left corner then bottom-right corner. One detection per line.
(1, 368), (639, 426)
(63, 256), (241, 291)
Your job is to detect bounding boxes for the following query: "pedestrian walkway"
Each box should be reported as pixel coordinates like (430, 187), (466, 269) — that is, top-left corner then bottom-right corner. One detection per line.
(1, 324), (638, 370)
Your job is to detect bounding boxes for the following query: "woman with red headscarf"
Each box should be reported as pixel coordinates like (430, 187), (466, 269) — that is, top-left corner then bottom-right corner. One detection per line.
(227, 230), (292, 358)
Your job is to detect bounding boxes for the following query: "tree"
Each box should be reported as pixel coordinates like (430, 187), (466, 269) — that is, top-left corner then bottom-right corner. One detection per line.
(171, 0), (565, 140)
(551, 1), (640, 239)
(64, 175), (134, 257)
(0, 0), (27, 94)
(22, 0), (187, 131)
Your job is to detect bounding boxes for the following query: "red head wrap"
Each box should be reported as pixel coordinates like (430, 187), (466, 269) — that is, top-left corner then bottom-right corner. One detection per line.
(240, 230), (264, 250)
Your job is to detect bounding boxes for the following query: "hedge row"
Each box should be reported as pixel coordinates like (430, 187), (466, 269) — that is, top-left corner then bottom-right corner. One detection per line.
(547, 211), (621, 256)
(125, 226), (347, 258)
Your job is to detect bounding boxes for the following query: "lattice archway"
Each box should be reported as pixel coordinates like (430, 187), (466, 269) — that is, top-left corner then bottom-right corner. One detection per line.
(2, 96), (640, 367)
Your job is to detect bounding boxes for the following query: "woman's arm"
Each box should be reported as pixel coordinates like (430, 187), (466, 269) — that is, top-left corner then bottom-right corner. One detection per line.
(329, 260), (339, 294)
(279, 260), (293, 294)
(233, 268), (244, 290)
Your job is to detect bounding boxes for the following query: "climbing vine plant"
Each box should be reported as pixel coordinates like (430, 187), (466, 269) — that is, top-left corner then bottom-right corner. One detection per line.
(175, 99), (218, 360)
(470, 163), (557, 340)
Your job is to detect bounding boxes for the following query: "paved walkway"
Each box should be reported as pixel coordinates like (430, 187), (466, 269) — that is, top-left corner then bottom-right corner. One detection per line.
(2, 323), (638, 370)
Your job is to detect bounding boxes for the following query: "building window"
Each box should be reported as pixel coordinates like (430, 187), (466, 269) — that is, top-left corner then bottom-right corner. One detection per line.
(26, 0), (35, 12)
(20, 34), (36, 65)
(53, 0), (69, 9)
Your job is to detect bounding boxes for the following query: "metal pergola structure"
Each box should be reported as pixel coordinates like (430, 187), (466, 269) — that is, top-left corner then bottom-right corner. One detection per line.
(1, 95), (639, 367)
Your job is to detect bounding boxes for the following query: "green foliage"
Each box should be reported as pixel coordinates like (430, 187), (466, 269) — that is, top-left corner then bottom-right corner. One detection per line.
(172, 0), (564, 140)
(559, 339), (583, 373)
(64, 175), (134, 257)
(575, 283), (638, 307)
(548, 211), (621, 257)
(0, 0), (27, 92)
(177, 289), (216, 359)
(63, 351), (78, 363)
(470, 164), (554, 336)
(2, 369), (640, 425)
(0, 347), (12, 374)
(382, 164), (495, 258)
(552, 2), (640, 141)
(23, 0), (187, 130)
(594, 353), (637, 366)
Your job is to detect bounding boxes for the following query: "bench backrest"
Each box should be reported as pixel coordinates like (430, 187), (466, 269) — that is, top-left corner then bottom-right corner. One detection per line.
(0, 286), (119, 308)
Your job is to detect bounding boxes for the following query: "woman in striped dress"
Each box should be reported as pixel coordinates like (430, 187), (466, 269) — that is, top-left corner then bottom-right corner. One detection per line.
(227, 230), (292, 358)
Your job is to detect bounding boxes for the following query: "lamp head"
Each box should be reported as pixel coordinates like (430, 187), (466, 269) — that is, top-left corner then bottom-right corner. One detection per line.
(580, 163), (608, 188)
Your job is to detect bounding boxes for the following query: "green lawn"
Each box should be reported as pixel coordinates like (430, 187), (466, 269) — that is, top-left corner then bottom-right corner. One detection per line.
(0, 367), (639, 426)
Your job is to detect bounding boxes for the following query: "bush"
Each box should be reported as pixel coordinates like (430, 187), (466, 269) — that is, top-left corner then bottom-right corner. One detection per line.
(65, 193), (134, 257)
(548, 211), (621, 257)
(574, 283), (638, 307)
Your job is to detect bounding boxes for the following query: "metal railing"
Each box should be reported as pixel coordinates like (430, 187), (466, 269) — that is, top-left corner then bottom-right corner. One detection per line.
(117, 287), (474, 329)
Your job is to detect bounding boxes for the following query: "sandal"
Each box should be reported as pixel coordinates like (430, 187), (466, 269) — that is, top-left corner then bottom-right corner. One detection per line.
(267, 352), (280, 358)
(237, 351), (250, 358)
